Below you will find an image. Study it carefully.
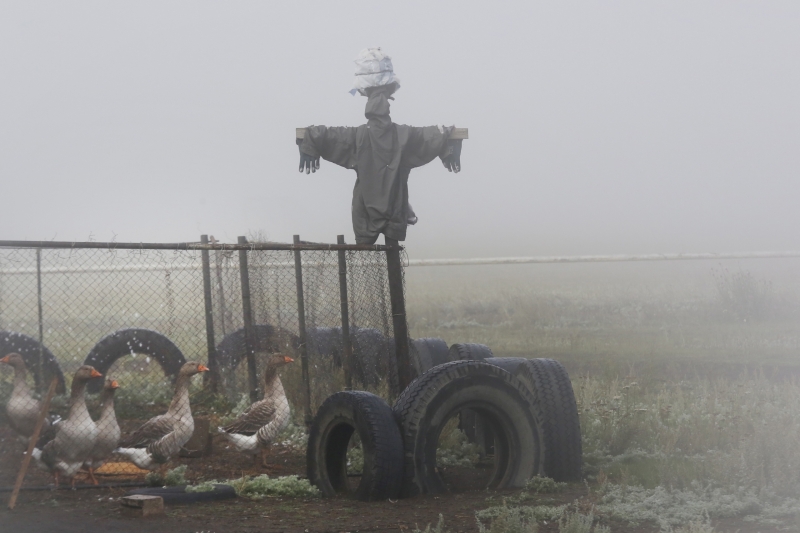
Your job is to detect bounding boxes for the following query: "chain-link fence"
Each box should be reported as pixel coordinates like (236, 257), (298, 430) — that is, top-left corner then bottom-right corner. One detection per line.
(0, 237), (411, 488)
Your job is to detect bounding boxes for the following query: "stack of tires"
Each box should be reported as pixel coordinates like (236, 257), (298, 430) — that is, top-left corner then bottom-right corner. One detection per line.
(307, 340), (582, 500)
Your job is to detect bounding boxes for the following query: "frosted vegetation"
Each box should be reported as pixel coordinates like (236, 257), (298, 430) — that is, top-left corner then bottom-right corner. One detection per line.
(406, 264), (800, 531)
(3, 257), (800, 531)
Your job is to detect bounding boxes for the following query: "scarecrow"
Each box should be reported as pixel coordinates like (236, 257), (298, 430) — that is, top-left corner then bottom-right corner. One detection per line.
(296, 48), (465, 245)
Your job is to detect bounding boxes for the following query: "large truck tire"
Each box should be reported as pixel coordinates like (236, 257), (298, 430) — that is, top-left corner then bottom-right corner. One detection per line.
(0, 331), (66, 393)
(350, 327), (387, 388)
(392, 360), (546, 497)
(215, 325), (299, 369)
(488, 357), (582, 481)
(307, 391), (404, 501)
(84, 329), (185, 393)
(449, 342), (494, 362)
(447, 343), (495, 453)
(411, 338), (449, 376)
(307, 326), (344, 368)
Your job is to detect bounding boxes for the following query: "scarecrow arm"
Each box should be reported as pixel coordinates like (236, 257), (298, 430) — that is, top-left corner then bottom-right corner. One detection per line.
(296, 126), (358, 172)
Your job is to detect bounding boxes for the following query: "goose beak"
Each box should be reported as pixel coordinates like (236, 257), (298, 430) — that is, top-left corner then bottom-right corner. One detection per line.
(90, 369), (103, 378)
(110, 380), (119, 389)
(198, 364), (209, 372)
(283, 356), (294, 363)
(0, 356), (9, 364)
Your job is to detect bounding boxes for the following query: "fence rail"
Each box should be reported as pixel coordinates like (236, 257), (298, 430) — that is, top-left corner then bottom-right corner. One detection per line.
(5, 251), (799, 276)
(0, 240), (395, 252)
(407, 251), (800, 267)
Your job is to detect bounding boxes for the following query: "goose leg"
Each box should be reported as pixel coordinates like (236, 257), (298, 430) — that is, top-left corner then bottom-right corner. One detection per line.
(53, 471), (59, 489)
(88, 466), (99, 485)
(260, 448), (270, 468)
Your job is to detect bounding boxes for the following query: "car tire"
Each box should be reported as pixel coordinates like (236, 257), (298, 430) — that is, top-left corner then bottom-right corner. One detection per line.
(83, 329), (185, 393)
(307, 390), (404, 501)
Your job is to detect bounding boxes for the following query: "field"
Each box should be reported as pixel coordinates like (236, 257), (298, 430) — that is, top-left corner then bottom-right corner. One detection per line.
(2, 257), (800, 532)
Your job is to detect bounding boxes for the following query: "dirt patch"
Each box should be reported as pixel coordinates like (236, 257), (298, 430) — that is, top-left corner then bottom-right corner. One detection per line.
(0, 427), (787, 533)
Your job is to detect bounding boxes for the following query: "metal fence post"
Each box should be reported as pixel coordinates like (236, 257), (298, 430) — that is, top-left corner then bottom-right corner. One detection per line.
(337, 235), (354, 390)
(385, 237), (412, 392)
(293, 235), (313, 425)
(35, 248), (44, 392)
(238, 236), (259, 402)
(200, 235), (219, 391)
(210, 236), (228, 337)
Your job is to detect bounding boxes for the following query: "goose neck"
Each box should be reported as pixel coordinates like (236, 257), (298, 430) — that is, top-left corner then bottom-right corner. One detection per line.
(12, 366), (31, 396)
(99, 390), (116, 418)
(167, 374), (191, 415)
(68, 379), (89, 418)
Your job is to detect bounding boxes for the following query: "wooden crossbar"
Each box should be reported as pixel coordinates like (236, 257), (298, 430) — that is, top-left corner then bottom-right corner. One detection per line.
(296, 127), (469, 140)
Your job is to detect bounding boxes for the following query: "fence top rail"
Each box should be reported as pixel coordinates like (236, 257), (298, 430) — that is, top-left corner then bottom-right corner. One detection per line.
(407, 251), (800, 267)
(0, 240), (397, 252)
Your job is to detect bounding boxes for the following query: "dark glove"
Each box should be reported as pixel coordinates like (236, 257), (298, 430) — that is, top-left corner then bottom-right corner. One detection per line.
(297, 138), (320, 174)
(441, 139), (462, 173)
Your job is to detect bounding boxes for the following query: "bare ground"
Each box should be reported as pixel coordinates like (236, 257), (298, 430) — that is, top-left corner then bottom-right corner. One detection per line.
(0, 428), (787, 533)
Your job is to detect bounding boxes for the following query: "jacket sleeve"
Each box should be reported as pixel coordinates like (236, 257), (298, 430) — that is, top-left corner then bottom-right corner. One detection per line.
(400, 126), (452, 169)
(300, 126), (357, 170)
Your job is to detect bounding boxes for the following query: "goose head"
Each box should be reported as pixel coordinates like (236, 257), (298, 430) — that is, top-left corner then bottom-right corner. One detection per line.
(104, 378), (120, 391)
(179, 361), (209, 377)
(266, 354), (293, 370)
(73, 365), (103, 383)
(262, 354), (293, 383)
(0, 353), (27, 372)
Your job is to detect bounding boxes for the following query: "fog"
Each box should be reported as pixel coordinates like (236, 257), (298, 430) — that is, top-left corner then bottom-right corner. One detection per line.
(1, 1), (798, 259)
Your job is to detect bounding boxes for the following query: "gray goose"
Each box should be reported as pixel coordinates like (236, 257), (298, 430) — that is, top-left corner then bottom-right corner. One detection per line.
(219, 354), (293, 467)
(0, 353), (60, 443)
(114, 361), (208, 470)
(32, 365), (103, 487)
(83, 378), (120, 484)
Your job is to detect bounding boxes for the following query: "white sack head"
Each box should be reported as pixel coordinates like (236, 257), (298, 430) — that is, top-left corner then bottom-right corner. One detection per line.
(350, 47), (401, 96)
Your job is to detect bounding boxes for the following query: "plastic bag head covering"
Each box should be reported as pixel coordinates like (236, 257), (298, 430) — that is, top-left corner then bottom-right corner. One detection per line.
(350, 47), (401, 96)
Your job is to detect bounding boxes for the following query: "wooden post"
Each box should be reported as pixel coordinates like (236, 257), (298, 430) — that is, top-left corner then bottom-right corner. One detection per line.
(200, 235), (219, 391)
(238, 236), (259, 402)
(8, 377), (58, 510)
(336, 235), (354, 390)
(293, 235), (312, 425)
(384, 237), (412, 392)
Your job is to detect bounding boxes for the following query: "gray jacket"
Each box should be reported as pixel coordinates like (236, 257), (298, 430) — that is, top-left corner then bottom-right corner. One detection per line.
(300, 91), (453, 244)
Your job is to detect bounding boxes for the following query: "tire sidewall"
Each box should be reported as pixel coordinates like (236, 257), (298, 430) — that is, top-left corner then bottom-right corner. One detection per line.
(395, 361), (545, 496)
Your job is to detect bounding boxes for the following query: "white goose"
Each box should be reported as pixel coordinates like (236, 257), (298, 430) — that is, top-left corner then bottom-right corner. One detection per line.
(218, 354), (293, 467)
(114, 361), (208, 470)
(0, 353), (60, 444)
(32, 365), (103, 487)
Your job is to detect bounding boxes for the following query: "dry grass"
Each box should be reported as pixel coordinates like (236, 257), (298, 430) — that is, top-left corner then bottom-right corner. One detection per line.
(4, 257), (800, 530)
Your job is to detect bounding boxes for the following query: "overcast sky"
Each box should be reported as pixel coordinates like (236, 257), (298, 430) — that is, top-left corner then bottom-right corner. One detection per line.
(1, 1), (798, 258)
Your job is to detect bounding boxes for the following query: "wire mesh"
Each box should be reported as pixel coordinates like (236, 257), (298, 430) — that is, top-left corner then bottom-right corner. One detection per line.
(0, 241), (404, 488)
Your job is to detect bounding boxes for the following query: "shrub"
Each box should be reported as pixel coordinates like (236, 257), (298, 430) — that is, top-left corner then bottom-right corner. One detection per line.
(413, 514), (449, 533)
(476, 503), (539, 533)
(234, 474), (320, 499)
(145, 465), (188, 487)
(525, 476), (568, 494)
(558, 510), (609, 533)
